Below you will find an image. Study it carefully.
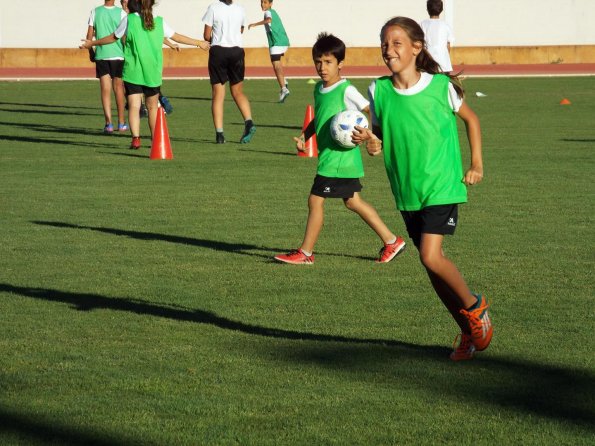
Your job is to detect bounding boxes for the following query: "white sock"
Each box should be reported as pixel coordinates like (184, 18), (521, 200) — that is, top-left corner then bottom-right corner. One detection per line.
(385, 237), (397, 245)
(301, 249), (312, 257)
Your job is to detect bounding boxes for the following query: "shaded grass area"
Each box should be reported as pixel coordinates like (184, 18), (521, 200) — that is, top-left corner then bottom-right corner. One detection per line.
(0, 77), (594, 444)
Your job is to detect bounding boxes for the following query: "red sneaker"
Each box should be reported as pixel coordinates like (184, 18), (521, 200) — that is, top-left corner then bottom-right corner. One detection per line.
(450, 333), (475, 361)
(274, 249), (314, 265)
(376, 236), (406, 263)
(460, 295), (493, 351)
(130, 136), (141, 150)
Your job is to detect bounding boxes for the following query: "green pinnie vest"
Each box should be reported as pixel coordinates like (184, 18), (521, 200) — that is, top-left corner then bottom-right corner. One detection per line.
(314, 80), (364, 179)
(94, 6), (124, 60)
(123, 14), (164, 87)
(374, 74), (467, 211)
(265, 9), (290, 48)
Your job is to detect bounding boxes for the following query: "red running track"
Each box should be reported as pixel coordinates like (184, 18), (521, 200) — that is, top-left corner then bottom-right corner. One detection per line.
(0, 63), (594, 80)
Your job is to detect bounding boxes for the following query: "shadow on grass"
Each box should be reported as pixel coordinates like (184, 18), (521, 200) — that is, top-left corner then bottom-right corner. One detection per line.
(0, 101), (97, 111)
(561, 138), (595, 142)
(0, 106), (97, 117)
(33, 221), (283, 259)
(0, 134), (124, 149)
(32, 221), (376, 261)
(0, 407), (130, 446)
(2, 282), (594, 432)
(0, 120), (105, 137)
(238, 147), (296, 157)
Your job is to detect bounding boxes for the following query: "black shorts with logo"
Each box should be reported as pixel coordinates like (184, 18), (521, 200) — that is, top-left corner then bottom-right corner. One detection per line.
(310, 175), (362, 199)
(208, 46), (245, 85)
(400, 204), (459, 248)
(124, 82), (160, 98)
(95, 59), (124, 79)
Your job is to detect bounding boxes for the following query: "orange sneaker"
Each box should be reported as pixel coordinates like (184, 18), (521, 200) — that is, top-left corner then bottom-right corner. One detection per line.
(460, 295), (493, 351)
(274, 249), (314, 265)
(376, 236), (406, 263)
(130, 136), (141, 150)
(450, 333), (475, 361)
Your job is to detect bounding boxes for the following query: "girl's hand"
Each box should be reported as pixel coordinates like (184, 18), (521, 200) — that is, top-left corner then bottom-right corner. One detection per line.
(79, 39), (93, 50)
(293, 135), (306, 152)
(198, 40), (210, 51)
(464, 166), (484, 186)
(353, 127), (382, 156)
(248, 24), (254, 30)
(171, 43), (180, 52)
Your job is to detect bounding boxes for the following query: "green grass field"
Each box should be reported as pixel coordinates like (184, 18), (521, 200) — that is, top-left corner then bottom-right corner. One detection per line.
(0, 76), (593, 445)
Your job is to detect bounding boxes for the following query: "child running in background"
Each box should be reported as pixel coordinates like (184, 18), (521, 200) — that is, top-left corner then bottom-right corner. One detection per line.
(274, 33), (406, 265)
(86, 0), (128, 133)
(353, 17), (492, 361)
(80, 0), (209, 149)
(420, 0), (454, 73)
(248, 0), (290, 102)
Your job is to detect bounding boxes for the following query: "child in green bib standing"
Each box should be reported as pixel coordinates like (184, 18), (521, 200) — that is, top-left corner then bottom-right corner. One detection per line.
(274, 33), (406, 265)
(248, 0), (291, 102)
(81, 0), (209, 149)
(354, 16), (492, 361)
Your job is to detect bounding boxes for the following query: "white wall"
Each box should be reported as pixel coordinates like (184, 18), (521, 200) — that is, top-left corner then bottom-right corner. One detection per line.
(0, 0), (593, 48)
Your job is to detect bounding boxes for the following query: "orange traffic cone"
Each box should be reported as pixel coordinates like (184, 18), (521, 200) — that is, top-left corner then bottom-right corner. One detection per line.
(559, 98), (571, 105)
(297, 104), (318, 158)
(150, 106), (173, 160)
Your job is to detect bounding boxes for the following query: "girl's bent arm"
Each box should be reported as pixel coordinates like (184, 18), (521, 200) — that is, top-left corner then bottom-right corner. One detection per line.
(457, 102), (484, 186)
(170, 33), (210, 50)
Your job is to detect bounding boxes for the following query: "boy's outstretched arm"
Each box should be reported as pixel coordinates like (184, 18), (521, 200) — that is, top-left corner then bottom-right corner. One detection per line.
(80, 32), (118, 49)
(248, 17), (271, 30)
(457, 102), (484, 186)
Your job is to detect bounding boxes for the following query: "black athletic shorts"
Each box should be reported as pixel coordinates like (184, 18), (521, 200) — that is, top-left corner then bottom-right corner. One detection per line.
(400, 204), (459, 248)
(270, 53), (284, 62)
(95, 59), (124, 79)
(124, 81), (160, 98)
(208, 46), (245, 85)
(310, 175), (362, 199)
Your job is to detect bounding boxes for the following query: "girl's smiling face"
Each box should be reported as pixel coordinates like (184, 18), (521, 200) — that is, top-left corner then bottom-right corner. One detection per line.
(381, 25), (422, 74)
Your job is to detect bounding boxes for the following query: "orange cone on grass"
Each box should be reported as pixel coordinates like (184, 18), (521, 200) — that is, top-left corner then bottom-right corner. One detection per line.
(559, 98), (571, 105)
(297, 104), (318, 158)
(150, 106), (173, 160)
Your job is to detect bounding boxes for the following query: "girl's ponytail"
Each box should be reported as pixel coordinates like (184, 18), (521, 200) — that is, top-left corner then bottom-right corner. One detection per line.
(381, 16), (464, 99)
(128, 0), (155, 30)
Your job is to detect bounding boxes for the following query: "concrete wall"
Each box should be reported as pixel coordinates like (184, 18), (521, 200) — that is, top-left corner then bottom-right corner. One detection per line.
(1, 0), (594, 49)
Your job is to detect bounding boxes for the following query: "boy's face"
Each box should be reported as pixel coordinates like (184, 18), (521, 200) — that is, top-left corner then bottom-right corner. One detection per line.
(260, 0), (272, 11)
(381, 25), (421, 74)
(313, 53), (343, 86)
(121, 0), (128, 12)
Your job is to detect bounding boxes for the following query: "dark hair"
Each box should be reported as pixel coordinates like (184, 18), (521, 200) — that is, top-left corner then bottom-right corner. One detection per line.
(427, 0), (443, 16)
(312, 32), (346, 62)
(380, 16), (463, 98)
(128, 0), (155, 30)
(219, 0), (233, 4)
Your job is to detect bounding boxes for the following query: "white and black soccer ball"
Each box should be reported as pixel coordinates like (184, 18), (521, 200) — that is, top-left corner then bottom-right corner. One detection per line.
(329, 110), (369, 149)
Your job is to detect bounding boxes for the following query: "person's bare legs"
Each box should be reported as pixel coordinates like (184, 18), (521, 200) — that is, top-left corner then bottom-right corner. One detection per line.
(99, 75), (113, 126)
(343, 192), (396, 243)
(127, 93), (142, 137)
(145, 94), (159, 139)
(300, 194), (325, 253)
(230, 81), (252, 120)
(418, 233), (477, 332)
(211, 83), (226, 130)
(272, 60), (286, 90)
(113, 77), (126, 126)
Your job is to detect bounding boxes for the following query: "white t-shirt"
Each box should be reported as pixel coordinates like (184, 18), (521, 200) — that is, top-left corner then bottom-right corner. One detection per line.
(367, 72), (463, 126)
(202, 1), (246, 47)
(319, 79), (369, 112)
(420, 18), (454, 73)
(114, 14), (174, 40)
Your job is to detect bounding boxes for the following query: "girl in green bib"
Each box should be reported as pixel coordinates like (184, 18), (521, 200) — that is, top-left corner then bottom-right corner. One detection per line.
(81, 0), (209, 149)
(354, 17), (492, 361)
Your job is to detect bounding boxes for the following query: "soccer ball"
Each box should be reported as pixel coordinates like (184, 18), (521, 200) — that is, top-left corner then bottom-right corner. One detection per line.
(330, 110), (369, 149)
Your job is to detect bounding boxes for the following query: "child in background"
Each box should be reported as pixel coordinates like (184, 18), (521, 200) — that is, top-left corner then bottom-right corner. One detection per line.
(81, 0), (209, 149)
(248, 0), (290, 102)
(274, 33), (405, 265)
(86, 0), (128, 133)
(420, 0), (454, 73)
(353, 17), (491, 360)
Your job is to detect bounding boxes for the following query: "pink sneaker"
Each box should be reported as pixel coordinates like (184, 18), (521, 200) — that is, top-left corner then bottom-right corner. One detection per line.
(274, 249), (314, 265)
(376, 236), (406, 263)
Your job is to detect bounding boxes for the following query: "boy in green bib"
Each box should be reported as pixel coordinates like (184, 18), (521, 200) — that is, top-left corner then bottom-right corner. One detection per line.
(274, 33), (405, 265)
(354, 17), (492, 361)
(248, 0), (291, 102)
